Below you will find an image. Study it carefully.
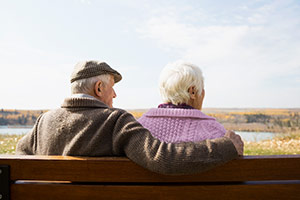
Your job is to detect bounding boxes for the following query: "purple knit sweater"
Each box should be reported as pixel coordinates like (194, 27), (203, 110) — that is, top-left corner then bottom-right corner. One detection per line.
(138, 108), (226, 143)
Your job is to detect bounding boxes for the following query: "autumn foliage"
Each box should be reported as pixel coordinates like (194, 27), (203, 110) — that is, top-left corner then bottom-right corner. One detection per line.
(1, 108), (299, 133)
(0, 109), (47, 126)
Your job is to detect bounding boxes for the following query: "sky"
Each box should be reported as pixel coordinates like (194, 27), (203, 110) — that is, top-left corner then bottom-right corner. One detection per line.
(0, 0), (300, 110)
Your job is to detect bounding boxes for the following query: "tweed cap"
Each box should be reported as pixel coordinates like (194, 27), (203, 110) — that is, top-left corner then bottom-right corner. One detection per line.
(70, 61), (122, 83)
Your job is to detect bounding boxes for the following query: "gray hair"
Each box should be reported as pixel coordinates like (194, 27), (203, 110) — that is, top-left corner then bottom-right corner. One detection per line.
(71, 74), (111, 94)
(159, 60), (204, 105)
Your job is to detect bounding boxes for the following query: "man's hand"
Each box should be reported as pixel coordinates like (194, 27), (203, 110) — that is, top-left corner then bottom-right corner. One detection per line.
(225, 130), (244, 156)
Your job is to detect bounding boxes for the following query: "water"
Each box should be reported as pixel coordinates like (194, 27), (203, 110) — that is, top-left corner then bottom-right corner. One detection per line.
(0, 126), (280, 142)
(236, 131), (281, 142)
(0, 126), (32, 135)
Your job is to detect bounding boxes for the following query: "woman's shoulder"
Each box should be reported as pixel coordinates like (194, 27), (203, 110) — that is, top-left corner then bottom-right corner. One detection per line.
(141, 108), (215, 119)
(197, 116), (226, 137)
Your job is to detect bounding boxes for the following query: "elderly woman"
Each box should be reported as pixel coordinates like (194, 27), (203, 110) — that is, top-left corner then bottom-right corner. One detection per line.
(138, 61), (226, 143)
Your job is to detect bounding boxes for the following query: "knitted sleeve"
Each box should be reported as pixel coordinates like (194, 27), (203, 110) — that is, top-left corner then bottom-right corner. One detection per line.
(112, 111), (238, 175)
(16, 115), (43, 155)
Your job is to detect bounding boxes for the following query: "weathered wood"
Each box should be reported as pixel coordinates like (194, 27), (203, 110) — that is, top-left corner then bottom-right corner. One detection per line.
(11, 182), (300, 200)
(1, 155), (300, 200)
(0, 155), (300, 182)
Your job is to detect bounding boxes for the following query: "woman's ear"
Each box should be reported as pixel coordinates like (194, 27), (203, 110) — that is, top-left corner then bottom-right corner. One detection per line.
(188, 86), (197, 100)
(94, 80), (102, 97)
(201, 89), (205, 99)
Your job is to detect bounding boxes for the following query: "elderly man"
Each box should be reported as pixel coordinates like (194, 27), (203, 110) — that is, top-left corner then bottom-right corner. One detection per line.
(16, 61), (243, 175)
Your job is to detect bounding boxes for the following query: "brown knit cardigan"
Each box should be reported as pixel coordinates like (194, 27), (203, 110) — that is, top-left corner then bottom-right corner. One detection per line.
(16, 97), (238, 175)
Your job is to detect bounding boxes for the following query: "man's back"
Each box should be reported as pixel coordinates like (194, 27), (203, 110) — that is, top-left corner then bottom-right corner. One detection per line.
(17, 97), (130, 156)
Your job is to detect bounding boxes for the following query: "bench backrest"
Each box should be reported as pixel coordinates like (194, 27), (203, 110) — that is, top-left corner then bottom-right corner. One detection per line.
(1, 155), (300, 199)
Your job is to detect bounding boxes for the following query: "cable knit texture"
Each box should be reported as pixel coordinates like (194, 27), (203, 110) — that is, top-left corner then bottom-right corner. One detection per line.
(16, 97), (238, 175)
(138, 108), (226, 143)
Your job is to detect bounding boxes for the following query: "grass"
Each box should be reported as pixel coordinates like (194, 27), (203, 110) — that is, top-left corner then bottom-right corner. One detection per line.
(0, 134), (25, 154)
(0, 132), (300, 155)
(244, 131), (300, 155)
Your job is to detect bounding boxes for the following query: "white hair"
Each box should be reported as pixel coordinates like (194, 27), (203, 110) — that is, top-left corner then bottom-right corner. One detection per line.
(71, 74), (111, 94)
(159, 60), (204, 105)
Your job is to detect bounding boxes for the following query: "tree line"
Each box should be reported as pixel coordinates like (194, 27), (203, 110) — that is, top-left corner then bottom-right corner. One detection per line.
(1, 108), (299, 133)
(0, 109), (46, 126)
(208, 109), (300, 132)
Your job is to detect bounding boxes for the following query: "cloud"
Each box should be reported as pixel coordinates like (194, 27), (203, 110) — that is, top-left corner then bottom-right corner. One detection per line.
(0, 37), (75, 109)
(136, 0), (300, 107)
(79, 0), (92, 5)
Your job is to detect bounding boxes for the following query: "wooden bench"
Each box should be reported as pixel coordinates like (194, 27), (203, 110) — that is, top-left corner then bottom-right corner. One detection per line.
(0, 155), (300, 200)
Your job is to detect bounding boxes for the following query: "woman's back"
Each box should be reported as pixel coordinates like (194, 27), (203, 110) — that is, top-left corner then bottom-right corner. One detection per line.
(138, 107), (226, 143)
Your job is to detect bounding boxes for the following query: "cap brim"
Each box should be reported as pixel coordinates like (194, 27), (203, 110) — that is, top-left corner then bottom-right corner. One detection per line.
(113, 73), (122, 83)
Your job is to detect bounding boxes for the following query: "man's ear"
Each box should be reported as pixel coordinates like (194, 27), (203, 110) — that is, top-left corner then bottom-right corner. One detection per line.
(94, 80), (102, 97)
(188, 86), (197, 100)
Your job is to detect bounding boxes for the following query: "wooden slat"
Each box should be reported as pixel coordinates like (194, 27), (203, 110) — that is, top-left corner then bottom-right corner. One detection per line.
(0, 155), (300, 182)
(11, 182), (300, 200)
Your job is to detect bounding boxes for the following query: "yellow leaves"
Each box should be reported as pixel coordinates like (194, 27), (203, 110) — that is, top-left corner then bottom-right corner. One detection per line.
(128, 110), (146, 119)
(206, 108), (298, 117)
(0, 109), (47, 126)
(282, 118), (290, 122)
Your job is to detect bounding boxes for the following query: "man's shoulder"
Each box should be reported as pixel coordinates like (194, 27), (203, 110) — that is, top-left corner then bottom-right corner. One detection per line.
(44, 106), (128, 114)
(101, 107), (130, 119)
(38, 106), (135, 126)
(108, 107), (136, 119)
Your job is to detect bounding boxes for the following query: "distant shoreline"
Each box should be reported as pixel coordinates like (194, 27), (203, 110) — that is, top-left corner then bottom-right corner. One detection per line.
(0, 125), (33, 129)
(1, 108), (299, 133)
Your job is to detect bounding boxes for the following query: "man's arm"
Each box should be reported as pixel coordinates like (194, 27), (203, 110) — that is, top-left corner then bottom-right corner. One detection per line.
(15, 115), (42, 155)
(112, 111), (239, 175)
(16, 129), (35, 155)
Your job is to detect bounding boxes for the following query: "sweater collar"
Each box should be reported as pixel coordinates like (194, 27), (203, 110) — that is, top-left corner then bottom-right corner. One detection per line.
(61, 96), (109, 108)
(158, 103), (195, 109)
(145, 108), (214, 120)
(70, 93), (97, 99)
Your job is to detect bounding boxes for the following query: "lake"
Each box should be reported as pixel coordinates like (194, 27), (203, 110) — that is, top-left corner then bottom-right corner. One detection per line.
(236, 131), (281, 142)
(0, 126), (32, 135)
(0, 126), (281, 142)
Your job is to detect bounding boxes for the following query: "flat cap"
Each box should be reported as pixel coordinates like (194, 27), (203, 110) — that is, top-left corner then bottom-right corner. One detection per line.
(70, 61), (122, 83)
